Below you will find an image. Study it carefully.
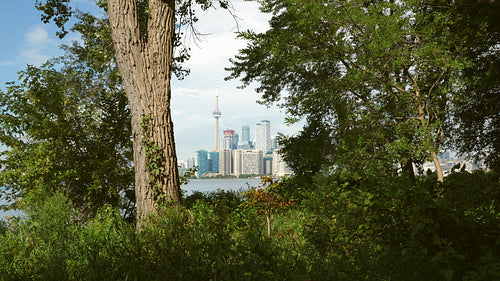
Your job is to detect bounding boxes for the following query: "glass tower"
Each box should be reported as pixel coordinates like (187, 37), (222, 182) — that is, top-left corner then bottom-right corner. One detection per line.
(208, 151), (219, 173)
(242, 125), (250, 142)
(196, 150), (209, 178)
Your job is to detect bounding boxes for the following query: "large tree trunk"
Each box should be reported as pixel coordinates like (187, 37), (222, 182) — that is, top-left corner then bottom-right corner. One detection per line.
(108, 0), (180, 226)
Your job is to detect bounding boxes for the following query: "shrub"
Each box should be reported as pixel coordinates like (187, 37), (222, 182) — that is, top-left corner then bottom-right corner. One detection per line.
(0, 172), (497, 280)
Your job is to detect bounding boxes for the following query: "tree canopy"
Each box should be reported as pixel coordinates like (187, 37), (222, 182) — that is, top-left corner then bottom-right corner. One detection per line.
(227, 0), (500, 178)
(0, 11), (133, 219)
(445, 0), (500, 170)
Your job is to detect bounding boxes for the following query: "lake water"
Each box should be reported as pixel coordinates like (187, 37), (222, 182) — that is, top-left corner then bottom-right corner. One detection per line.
(182, 178), (262, 195)
(0, 178), (262, 218)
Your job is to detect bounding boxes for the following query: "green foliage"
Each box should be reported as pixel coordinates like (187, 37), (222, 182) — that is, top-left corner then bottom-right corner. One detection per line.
(65, 10), (115, 75)
(0, 9), (134, 218)
(242, 176), (296, 237)
(35, 0), (233, 79)
(179, 166), (198, 185)
(182, 188), (241, 210)
(277, 117), (334, 179)
(0, 189), (305, 280)
(140, 114), (168, 203)
(35, 0), (72, 38)
(0, 192), (76, 280)
(227, 0), (499, 176)
(447, 1), (500, 170)
(0, 172), (498, 280)
(293, 170), (500, 280)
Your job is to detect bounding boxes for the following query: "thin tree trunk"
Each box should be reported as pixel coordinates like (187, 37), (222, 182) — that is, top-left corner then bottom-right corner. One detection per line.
(266, 214), (271, 238)
(415, 89), (444, 183)
(431, 151), (444, 183)
(108, 0), (180, 227)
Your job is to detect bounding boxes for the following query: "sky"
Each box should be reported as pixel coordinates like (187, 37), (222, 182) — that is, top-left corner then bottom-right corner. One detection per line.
(0, 0), (303, 161)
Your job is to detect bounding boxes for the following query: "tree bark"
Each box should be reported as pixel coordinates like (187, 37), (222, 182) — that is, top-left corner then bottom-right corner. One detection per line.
(108, 0), (180, 227)
(266, 213), (271, 238)
(431, 151), (444, 183)
(415, 91), (444, 183)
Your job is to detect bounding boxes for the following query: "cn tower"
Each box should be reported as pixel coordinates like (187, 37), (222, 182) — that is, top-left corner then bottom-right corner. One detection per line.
(213, 89), (221, 151)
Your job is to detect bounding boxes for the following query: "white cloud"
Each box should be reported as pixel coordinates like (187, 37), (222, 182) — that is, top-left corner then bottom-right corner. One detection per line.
(170, 1), (304, 160)
(2, 25), (58, 67)
(24, 25), (49, 46)
(18, 48), (50, 66)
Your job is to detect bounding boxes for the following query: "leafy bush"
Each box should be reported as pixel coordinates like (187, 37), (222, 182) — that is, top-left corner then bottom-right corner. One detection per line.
(0, 172), (498, 280)
(295, 170), (500, 280)
(0, 191), (77, 280)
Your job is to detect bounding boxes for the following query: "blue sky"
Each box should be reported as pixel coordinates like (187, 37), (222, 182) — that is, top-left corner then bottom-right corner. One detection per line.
(0, 1), (303, 161)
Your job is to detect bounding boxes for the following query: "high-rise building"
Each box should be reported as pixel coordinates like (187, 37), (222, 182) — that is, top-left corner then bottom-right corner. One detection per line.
(186, 157), (195, 168)
(255, 123), (261, 149)
(178, 160), (187, 169)
(438, 151), (451, 161)
(208, 151), (219, 173)
(233, 149), (263, 176)
(213, 95), (221, 151)
(255, 120), (271, 152)
(271, 137), (279, 150)
(196, 150), (209, 178)
(272, 149), (293, 176)
(263, 155), (273, 175)
(242, 125), (250, 142)
(223, 129), (238, 150)
(238, 125), (252, 149)
(219, 149), (233, 176)
(233, 133), (239, 149)
(232, 150), (242, 177)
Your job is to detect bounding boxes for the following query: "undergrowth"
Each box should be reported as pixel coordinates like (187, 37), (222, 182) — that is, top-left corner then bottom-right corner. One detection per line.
(0, 171), (498, 280)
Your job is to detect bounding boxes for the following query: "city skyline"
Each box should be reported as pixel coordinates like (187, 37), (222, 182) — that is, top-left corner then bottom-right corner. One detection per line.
(186, 94), (291, 178)
(0, 2), (305, 163)
(188, 118), (278, 157)
(179, 92), (290, 163)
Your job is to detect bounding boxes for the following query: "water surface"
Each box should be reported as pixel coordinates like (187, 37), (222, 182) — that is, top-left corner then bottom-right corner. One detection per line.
(182, 178), (261, 195)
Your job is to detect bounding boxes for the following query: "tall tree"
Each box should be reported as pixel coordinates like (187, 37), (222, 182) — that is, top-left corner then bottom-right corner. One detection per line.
(446, 0), (500, 171)
(0, 9), (134, 219)
(36, 0), (230, 224)
(227, 0), (493, 180)
(105, 0), (181, 222)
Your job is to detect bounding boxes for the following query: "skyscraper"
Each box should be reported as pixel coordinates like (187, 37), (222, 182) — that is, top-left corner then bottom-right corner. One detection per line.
(233, 133), (239, 149)
(196, 150), (209, 178)
(219, 149), (233, 176)
(208, 151), (219, 173)
(242, 125), (250, 142)
(271, 137), (279, 150)
(272, 149), (293, 176)
(255, 120), (271, 152)
(238, 125), (252, 149)
(233, 149), (263, 176)
(213, 95), (221, 151)
(223, 129), (238, 150)
(186, 157), (195, 168)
